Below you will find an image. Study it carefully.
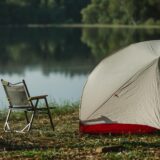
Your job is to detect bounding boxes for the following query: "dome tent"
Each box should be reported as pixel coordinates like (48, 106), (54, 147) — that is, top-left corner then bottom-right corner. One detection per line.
(80, 40), (160, 134)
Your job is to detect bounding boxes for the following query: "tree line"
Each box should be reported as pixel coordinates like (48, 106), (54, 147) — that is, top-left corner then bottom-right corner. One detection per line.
(82, 0), (160, 25)
(0, 0), (90, 24)
(0, 0), (159, 25)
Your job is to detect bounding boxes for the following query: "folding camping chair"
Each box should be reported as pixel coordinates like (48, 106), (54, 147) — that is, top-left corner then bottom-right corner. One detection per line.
(1, 79), (54, 133)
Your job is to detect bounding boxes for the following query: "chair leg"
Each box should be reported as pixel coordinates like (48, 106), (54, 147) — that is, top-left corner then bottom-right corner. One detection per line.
(24, 111), (29, 123)
(44, 98), (54, 131)
(19, 100), (38, 133)
(48, 109), (55, 131)
(19, 110), (36, 133)
(4, 109), (36, 133)
(4, 109), (11, 132)
(27, 110), (36, 132)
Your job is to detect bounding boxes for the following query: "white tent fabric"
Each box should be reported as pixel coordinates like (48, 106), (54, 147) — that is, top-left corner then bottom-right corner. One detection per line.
(80, 40), (160, 133)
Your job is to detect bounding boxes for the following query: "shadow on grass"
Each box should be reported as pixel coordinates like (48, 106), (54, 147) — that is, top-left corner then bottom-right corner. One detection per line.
(122, 141), (160, 148)
(84, 132), (160, 152)
(0, 138), (49, 151)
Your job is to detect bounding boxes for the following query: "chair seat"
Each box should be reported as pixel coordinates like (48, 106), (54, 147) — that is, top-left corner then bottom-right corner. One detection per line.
(10, 106), (32, 109)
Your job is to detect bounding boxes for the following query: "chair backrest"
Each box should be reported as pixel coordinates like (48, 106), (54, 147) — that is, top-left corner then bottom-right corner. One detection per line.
(1, 79), (31, 107)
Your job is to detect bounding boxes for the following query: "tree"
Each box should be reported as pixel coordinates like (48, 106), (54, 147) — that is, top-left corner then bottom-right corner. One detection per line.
(81, 0), (160, 24)
(0, 0), (90, 24)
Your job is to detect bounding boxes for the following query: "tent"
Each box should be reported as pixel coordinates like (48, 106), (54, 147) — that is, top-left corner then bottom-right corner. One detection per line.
(80, 40), (160, 134)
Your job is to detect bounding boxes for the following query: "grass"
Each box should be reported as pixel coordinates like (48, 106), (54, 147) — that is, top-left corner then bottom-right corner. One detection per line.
(0, 103), (159, 159)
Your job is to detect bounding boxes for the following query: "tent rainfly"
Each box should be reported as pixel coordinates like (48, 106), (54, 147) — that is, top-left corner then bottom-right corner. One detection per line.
(80, 40), (160, 134)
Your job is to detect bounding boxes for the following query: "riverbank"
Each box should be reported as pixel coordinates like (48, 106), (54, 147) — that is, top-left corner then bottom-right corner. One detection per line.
(0, 104), (159, 159)
(1, 24), (160, 29)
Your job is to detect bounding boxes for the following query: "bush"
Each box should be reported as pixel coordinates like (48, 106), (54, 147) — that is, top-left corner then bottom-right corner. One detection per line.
(145, 18), (155, 25)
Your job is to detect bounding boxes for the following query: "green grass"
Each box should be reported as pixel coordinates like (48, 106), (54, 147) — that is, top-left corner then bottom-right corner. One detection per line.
(0, 103), (159, 159)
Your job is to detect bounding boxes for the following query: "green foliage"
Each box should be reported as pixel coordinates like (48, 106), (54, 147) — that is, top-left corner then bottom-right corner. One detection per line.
(50, 101), (79, 116)
(82, 0), (160, 24)
(81, 4), (100, 24)
(145, 18), (155, 25)
(0, 0), (160, 25)
(0, 0), (90, 24)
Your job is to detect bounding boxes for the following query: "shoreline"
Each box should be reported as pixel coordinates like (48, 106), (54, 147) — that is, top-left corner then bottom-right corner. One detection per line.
(0, 24), (160, 29)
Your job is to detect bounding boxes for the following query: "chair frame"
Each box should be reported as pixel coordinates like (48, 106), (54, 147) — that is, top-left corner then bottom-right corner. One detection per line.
(1, 79), (54, 133)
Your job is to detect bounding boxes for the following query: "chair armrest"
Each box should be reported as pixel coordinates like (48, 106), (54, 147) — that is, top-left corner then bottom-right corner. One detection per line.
(28, 95), (48, 100)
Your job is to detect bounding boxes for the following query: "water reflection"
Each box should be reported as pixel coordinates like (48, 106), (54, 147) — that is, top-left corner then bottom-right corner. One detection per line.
(0, 27), (93, 108)
(82, 27), (160, 61)
(0, 27), (93, 75)
(0, 27), (160, 108)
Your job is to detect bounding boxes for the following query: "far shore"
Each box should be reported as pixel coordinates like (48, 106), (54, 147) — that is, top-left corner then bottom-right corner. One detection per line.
(0, 23), (160, 29)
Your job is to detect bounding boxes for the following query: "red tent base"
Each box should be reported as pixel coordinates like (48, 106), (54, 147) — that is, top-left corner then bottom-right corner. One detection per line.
(80, 123), (158, 134)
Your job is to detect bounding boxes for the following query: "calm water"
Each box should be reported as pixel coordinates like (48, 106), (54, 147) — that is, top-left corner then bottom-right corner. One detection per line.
(0, 27), (160, 108)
